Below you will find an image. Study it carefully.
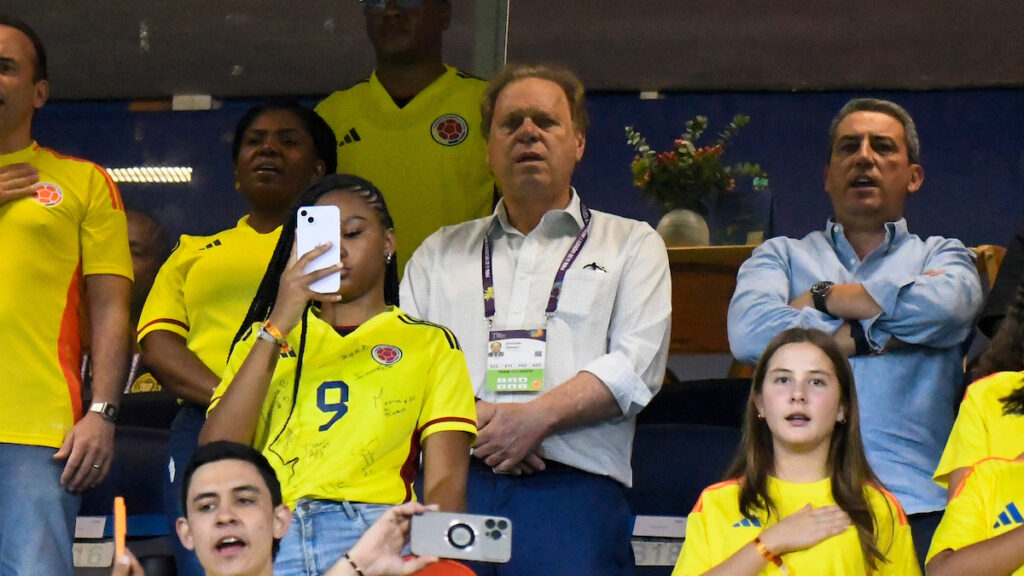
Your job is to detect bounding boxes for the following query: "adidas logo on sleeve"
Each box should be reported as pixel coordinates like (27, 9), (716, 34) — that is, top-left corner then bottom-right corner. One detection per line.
(731, 518), (762, 528)
(992, 502), (1023, 529)
(338, 127), (361, 146)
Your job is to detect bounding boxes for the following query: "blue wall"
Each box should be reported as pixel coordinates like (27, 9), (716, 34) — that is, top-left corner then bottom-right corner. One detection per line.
(34, 89), (1024, 246)
(576, 89), (1024, 247)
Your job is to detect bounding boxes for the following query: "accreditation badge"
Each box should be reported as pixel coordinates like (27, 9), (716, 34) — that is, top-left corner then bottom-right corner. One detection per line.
(485, 329), (546, 393)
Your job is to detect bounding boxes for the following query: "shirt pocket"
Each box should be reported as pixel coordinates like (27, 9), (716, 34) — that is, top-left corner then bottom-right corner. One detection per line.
(555, 265), (616, 325)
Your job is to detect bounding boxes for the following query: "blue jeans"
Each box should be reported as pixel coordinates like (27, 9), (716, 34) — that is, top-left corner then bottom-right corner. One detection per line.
(163, 404), (206, 576)
(0, 442), (81, 576)
(274, 500), (390, 576)
(465, 458), (636, 576)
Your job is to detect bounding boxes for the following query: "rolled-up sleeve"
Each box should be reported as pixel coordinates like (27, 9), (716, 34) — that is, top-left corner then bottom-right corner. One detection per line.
(581, 226), (671, 417)
(728, 239), (843, 364)
(864, 239), (982, 348)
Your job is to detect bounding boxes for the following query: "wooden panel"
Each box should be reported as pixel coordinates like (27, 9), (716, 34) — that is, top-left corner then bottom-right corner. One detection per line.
(972, 245), (1007, 291)
(668, 245), (755, 356)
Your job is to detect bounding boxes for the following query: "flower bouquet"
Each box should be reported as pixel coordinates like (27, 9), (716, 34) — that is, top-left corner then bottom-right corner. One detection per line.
(626, 114), (768, 215)
(626, 114), (769, 245)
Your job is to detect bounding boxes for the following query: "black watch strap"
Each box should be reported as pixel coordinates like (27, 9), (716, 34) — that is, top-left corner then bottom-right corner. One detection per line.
(849, 321), (871, 357)
(810, 281), (834, 315)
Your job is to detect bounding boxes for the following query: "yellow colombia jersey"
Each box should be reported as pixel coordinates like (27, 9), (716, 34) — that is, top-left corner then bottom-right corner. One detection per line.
(673, 476), (920, 576)
(315, 66), (494, 275)
(927, 458), (1024, 575)
(0, 142), (131, 448)
(137, 216), (280, 374)
(211, 307), (478, 507)
(934, 371), (1024, 487)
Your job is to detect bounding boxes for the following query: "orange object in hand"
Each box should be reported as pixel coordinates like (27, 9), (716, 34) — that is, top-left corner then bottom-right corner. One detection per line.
(114, 496), (126, 559)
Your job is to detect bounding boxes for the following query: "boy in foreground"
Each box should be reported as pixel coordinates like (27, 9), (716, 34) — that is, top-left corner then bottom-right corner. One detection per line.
(113, 441), (438, 576)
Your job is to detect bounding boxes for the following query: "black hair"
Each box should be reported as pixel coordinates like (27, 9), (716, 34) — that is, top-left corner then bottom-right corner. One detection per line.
(232, 172), (398, 351)
(979, 280), (1024, 378)
(180, 441), (285, 558)
(231, 101), (338, 174)
(228, 174), (398, 467)
(978, 279), (1024, 414)
(0, 15), (47, 82)
(125, 206), (173, 262)
(1005, 387), (1024, 416)
(827, 98), (920, 165)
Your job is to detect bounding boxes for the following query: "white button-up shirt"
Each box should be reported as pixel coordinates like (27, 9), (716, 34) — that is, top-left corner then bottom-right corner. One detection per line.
(400, 190), (671, 486)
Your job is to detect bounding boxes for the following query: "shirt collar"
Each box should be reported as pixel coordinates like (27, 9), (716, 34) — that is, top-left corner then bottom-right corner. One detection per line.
(236, 214), (283, 235)
(370, 65), (452, 103)
(825, 217), (909, 252)
(0, 141), (39, 165)
(490, 187), (584, 237)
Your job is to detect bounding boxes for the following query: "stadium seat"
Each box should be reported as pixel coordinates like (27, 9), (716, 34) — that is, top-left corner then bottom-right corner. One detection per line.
(117, 391), (180, 429)
(629, 422), (742, 576)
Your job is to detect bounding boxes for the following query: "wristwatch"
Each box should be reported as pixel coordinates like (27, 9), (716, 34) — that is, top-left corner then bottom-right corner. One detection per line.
(88, 402), (119, 423)
(257, 324), (278, 345)
(810, 281), (835, 315)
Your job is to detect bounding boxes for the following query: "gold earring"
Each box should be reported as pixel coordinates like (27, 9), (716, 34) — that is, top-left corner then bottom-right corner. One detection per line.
(385, 253), (393, 264)
(757, 413), (765, 419)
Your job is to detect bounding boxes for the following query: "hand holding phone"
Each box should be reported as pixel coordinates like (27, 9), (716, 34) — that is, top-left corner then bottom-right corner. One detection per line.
(296, 205), (341, 294)
(114, 496), (127, 559)
(410, 511), (512, 563)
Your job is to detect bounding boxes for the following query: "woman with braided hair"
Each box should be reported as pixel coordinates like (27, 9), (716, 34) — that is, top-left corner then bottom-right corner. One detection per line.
(200, 173), (476, 576)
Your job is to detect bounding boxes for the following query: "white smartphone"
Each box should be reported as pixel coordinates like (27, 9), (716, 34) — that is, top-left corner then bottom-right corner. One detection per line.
(296, 205), (341, 294)
(410, 511), (512, 563)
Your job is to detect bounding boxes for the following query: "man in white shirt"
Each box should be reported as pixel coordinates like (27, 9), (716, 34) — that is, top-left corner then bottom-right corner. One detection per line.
(401, 63), (671, 576)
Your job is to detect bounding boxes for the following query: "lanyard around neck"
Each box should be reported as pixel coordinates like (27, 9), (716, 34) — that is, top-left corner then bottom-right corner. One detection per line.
(481, 203), (592, 324)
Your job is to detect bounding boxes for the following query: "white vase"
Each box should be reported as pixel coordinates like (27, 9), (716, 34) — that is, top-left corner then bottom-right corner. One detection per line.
(656, 208), (710, 247)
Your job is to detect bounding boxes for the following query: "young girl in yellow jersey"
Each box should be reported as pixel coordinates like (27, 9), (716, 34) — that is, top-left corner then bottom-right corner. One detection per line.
(672, 328), (919, 576)
(200, 173), (477, 576)
(935, 281), (1024, 498)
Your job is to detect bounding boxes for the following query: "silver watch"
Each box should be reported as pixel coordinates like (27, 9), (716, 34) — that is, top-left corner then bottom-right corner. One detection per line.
(88, 402), (119, 423)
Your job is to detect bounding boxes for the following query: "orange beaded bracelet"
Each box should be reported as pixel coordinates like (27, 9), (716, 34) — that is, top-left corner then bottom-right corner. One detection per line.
(261, 319), (292, 353)
(753, 536), (791, 575)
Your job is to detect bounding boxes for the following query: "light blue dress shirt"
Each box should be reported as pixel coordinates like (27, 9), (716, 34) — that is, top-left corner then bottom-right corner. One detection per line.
(728, 218), (983, 514)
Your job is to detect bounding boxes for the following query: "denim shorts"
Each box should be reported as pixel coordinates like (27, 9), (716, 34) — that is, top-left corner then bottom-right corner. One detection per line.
(273, 499), (391, 576)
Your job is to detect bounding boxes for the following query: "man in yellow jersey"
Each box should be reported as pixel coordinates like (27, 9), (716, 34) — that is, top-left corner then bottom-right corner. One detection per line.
(0, 15), (132, 576)
(401, 63), (671, 576)
(316, 0), (494, 275)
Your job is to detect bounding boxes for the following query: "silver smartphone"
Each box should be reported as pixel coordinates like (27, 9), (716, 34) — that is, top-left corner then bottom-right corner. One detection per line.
(410, 511), (512, 563)
(296, 205), (341, 294)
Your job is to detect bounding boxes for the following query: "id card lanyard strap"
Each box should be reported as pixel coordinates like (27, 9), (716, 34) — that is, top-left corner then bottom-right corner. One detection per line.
(481, 203), (592, 326)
